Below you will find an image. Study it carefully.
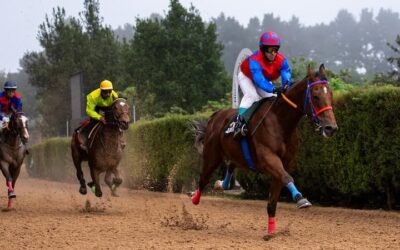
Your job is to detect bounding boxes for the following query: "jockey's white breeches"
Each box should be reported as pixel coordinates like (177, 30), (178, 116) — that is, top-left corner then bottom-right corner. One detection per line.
(238, 71), (276, 109)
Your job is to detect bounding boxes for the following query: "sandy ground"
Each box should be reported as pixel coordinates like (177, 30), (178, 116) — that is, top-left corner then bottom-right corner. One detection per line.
(0, 169), (399, 250)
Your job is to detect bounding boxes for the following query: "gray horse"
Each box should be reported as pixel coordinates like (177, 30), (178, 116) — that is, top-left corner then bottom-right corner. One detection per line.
(0, 112), (29, 209)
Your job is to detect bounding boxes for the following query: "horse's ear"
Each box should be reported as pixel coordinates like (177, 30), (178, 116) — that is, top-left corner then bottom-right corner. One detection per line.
(307, 64), (313, 77)
(319, 64), (326, 76)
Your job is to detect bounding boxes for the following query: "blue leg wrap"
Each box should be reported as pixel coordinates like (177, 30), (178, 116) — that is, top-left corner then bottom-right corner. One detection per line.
(222, 169), (233, 190)
(240, 138), (256, 171)
(239, 107), (247, 115)
(287, 182), (302, 201)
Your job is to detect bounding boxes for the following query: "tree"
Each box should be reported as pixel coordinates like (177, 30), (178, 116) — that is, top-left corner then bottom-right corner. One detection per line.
(125, 0), (229, 117)
(387, 34), (400, 85)
(21, 0), (123, 136)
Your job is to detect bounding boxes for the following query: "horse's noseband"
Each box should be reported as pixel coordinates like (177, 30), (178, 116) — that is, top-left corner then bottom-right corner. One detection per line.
(109, 100), (130, 130)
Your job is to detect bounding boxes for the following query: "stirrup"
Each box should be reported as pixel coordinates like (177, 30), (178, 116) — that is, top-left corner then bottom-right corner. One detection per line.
(233, 124), (247, 139)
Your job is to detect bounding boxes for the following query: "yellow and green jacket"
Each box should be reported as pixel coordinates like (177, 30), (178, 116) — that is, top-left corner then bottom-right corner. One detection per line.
(86, 88), (118, 120)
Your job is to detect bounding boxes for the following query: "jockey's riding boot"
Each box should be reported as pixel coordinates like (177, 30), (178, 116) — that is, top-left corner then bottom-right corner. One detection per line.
(233, 115), (248, 139)
(233, 107), (248, 139)
(77, 130), (88, 152)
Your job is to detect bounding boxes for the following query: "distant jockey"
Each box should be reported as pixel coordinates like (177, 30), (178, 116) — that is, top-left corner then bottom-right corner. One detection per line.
(0, 80), (22, 131)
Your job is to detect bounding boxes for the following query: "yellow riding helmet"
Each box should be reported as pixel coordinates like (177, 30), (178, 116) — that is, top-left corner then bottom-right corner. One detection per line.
(100, 80), (113, 90)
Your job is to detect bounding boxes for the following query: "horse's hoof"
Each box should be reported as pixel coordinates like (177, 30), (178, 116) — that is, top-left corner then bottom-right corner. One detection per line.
(263, 234), (275, 241)
(191, 190), (202, 205)
(79, 186), (87, 195)
(214, 180), (224, 191)
(111, 191), (119, 197)
(297, 198), (312, 208)
(8, 191), (16, 199)
(95, 190), (103, 198)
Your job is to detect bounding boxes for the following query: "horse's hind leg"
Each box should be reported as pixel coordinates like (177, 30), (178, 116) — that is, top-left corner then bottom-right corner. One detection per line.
(191, 147), (223, 205)
(71, 148), (87, 195)
(74, 160), (87, 195)
(215, 162), (234, 190)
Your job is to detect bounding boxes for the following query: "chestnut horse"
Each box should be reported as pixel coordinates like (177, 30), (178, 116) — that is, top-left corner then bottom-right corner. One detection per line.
(71, 98), (130, 197)
(191, 64), (338, 235)
(0, 112), (29, 209)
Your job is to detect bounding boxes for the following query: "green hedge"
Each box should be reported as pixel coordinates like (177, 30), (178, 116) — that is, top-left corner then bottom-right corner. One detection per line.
(26, 137), (75, 181)
(121, 114), (206, 192)
(26, 114), (207, 193)
(26, 87), (400, 209)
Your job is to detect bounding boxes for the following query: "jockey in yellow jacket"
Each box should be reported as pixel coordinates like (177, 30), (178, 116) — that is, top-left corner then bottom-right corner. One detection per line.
(78, 80), (118, 151)
(86, 80), (119, 123)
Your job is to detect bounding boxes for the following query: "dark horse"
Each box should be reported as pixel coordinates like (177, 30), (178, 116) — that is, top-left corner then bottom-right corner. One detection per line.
(0, 112), (29, 209)
(191, 64), (338, 235)
(71, 98), (130, 198)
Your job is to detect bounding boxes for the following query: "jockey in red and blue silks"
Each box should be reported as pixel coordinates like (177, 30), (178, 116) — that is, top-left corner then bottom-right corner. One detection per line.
(228, 31), (292, 138)
(0, 80), (22, 127)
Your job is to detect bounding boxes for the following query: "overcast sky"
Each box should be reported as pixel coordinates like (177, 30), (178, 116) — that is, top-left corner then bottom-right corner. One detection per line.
(1, 0), (400, 73)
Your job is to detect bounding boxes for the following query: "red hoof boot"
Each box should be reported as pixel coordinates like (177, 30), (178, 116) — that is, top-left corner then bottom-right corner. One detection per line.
(191, 190), (202, 205)
(268, 217), (276, 235)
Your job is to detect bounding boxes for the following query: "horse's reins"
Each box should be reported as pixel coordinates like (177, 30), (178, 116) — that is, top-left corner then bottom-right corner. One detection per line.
(249, 97), (278, 137)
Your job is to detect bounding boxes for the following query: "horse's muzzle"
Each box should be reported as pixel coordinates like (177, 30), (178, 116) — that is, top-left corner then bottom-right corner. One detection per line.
(322, 124), (338, 137)
(119, 121), (129, 130)
(21, 135), (29, 144)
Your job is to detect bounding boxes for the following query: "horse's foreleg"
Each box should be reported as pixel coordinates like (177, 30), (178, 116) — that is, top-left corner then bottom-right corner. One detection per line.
(0, 162), (15, 208)
(89, 166), (102, 198)
(104, 170), (113, 189)
(104, 168), (121, 197)
(10, 164), (21, 188)
(266, 177), (283, 235)
(261, 154), (312, 209)
(111, 167), (122, 197)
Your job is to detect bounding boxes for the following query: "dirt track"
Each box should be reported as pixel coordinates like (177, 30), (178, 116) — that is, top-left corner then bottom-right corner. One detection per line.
(0, 169), (399, 250)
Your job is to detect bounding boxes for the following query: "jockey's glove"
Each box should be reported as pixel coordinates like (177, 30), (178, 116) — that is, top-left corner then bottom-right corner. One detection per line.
(2, 117), (10, 123)
(99, 116), (106, 124)
(273, 86), (286, 96)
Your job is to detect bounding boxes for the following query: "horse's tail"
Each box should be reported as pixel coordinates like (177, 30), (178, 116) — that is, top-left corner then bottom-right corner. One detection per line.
(191, 119), (208, 155)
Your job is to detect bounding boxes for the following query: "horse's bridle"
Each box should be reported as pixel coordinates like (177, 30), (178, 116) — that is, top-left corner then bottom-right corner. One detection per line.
(303, 80), (333, 125)
(250, 79), (333, 136)
(8, 112), (27, 136)
(109, 99), (129, 130)
(282, 80), (333, 126)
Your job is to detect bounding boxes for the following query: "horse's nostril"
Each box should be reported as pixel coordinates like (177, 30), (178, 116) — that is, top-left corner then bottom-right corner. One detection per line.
(324, 125), (338, 135)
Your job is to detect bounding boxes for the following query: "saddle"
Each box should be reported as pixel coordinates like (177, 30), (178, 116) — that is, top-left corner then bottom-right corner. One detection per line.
(75, 120), (103, 151)
(224, 97), (275, 135)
